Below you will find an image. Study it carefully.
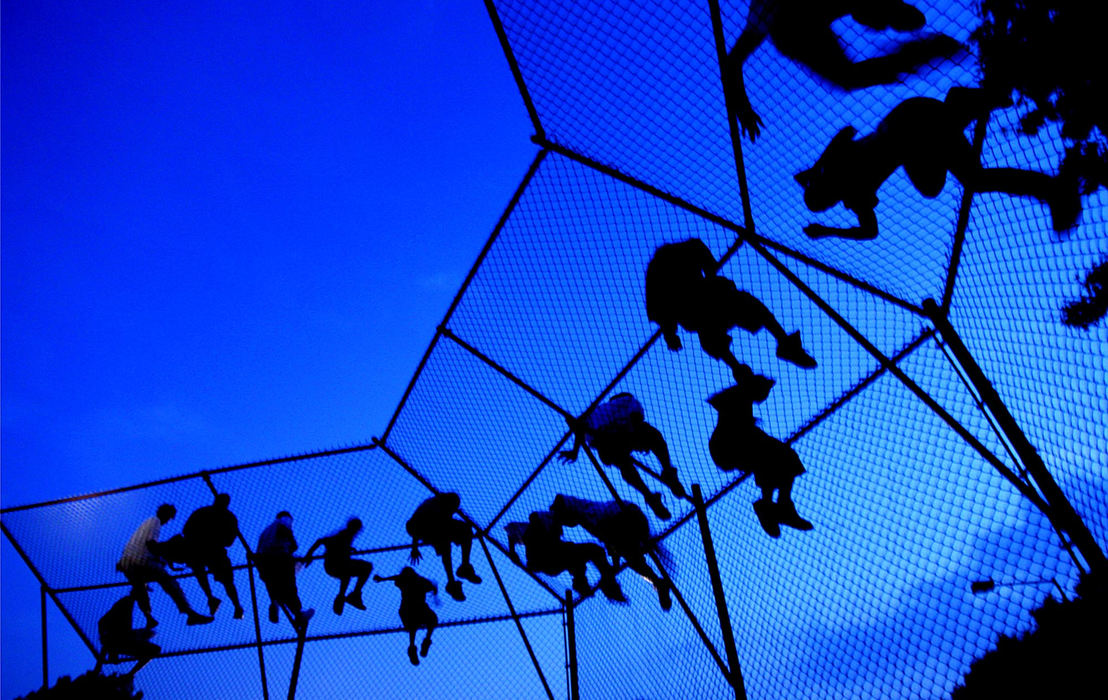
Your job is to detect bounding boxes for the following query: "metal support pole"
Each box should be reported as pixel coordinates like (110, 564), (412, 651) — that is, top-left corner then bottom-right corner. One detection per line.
(692, 484), (747, 700)
(479, 535), (555, 700)
(923, 299), (1106, 572)
(288, 633), (306, 700)
(565, 589), (580, 700)
(41, 586), (48, 688)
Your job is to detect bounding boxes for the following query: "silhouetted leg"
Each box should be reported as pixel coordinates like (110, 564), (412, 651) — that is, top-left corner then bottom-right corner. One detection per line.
(213, 566), (243, 619)
(632, 424), (686, 499)
(962, 166), (1081, 231)
(344, 561), (371, 610)
(407, 627), (419, 665)
(775, 479), (813, 531)
(188, 561), (217, 613)
(617, 461), (670, 520)
(625, 554), (671, 611)
(727, 289), (817, 369)
(421, 610), (437, 658)
(125, 572), (156, 627)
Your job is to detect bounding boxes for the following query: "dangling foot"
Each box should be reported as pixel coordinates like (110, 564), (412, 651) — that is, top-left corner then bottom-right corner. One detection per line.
(144, 616), (159, 629)
(208, 597), (222, 615)
(598, 574), (627, 604)
(660, 467), (686, 500)
(345, 590), (366, 611)
(657, 579), (672, 612)
(456, 562), (482, 584)
(186, 611), (214, 626)
(233, 606), (245, 620)
(752, 499), (781, 538)
(777, 501), (814, 531)
(420, 636), (433, 658)
(445, 580), (466, 602)
(333, 593), (346, 615)
(268, 603), (279, 623)
(572, 575), (592, 599)
(645, 492), (671, 520)
(295, 608), (315, 633)
(408, 644), (420, 666)
(776, 332), (817, 368)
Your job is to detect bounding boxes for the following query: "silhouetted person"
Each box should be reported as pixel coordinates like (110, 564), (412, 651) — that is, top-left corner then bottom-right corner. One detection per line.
(115, 504), (213, 628)
(796, 86), (1083, 240)
(707, 366), (813, 537)
(1062, 257), (1108, 329)
(150, 493), (245, 619)
(254, 511), (314, 633)
(506, 511), (626, 602)
(374, 567), (438, 666)
(724, 0), (963, 139)
(559, 393), (685, 521)
(93, 594), (160, 675)
(550, 495), (672, 611)
(305, 517), (373, 616)
(405, 493), (482, 602)
(646, 239), (817, 378)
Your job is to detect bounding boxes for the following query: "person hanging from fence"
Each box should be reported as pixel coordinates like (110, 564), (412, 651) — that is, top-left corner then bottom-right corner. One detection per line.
(723, 0), (964, 140)
(646, 239), (817, 381)
(115, 504), (214, 628)
(506, 510), (626, 603)
(550, 494), (672, 611)
(405, 492), (482, 602)
(796, 86), (1083, 240)
(373, 567), (438, 666)
(254, 511), (315, 633)
(93, 593), (160, 675)
(148, 492), (245, 620)
(707, 366), (814, 538)
(304, 517), (373, 616)
(559, 392), (686, 521)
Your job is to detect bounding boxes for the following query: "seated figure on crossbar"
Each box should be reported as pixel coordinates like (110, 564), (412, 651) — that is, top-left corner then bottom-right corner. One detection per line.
(506, 510), (626, 603)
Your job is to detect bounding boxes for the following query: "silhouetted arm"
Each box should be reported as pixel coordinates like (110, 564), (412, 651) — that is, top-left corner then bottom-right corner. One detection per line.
(303, 537), (327, 566)
(409, 538), (422, 564)
(803, 206), (878, 240)
(557, 418), (587, 463)
(724, 25), (767, 140)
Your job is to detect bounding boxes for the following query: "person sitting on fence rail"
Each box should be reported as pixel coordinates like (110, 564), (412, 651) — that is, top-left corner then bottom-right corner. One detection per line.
(254, 511), (314, 633)
(559, 392), (686, 521)
(406, 492), (482, 602)
(506, 510), (626, 603)
(796, 86), (1083, 240)
(374, 567), (439, 666)
(646, 238), (817, 380)
(707, 366), (814, 538)
(305, 517), (373, 616)
(550, 494), (672, 611)
(723, 0), (964, 140)
(149, 493), (245, 620)
(116, 504), (213, 629)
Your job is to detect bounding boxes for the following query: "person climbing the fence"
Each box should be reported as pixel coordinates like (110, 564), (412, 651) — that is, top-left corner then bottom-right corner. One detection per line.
(796, 86), (1083, 240)
(254, 511), (314, 633)
(149, 493), (245, 620)
(304, 517), (373, 616)
(559, 392), (686, 521)
(506, 510), (626, 603)
(707, 366), (813, 538)
(723, 0), (964, 140)
(646, 238), (817, 380)
(550, 494), (672, 611)
(405, 492), (482, 602)
(116, 504), (213, 629)
(93, 593), (160, 675)
(374, 566), (438, 666)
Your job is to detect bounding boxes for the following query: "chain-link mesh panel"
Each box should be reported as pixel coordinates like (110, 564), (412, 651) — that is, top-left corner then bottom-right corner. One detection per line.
(127, 647), (264, 700)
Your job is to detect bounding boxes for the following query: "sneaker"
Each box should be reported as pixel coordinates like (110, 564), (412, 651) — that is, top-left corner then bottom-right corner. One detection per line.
(420, 635), (433, 658)
(646, 493), (671, 520)
(333, 594), (345, 615)
(777, 501), (814, 532)
(776, 332), (817, 369)
(660, 467), (687, 499)
(572, 575), (591, 599)
(408, 644), (420, 666)
(445, 580), (465, 602)
(657, 580), (673, 612)
(208, 597), (222, 615)
(269, 603), (279, 623)
(186, 612), (214, 626)
(598, 575), (627, 604)
(345, 591), (366, 611)
(456, 563), (482, 584)
(233, 606), (245, 620)
(752, 499), (781, 538)
(295, 608), (315, 632)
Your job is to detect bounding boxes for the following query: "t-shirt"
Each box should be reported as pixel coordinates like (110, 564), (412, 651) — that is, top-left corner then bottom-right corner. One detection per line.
(184, 506), (238, 549)
(118, 517), (161, 570)
(257, 520), (296, 557)
(586, 394), (644, 436)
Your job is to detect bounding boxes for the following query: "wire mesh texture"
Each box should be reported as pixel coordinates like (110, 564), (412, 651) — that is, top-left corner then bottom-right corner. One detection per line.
(4, 0), (1106, 698)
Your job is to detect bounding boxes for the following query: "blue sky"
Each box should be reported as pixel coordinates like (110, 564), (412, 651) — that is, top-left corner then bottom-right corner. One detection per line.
(2, 2), (535, 696)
